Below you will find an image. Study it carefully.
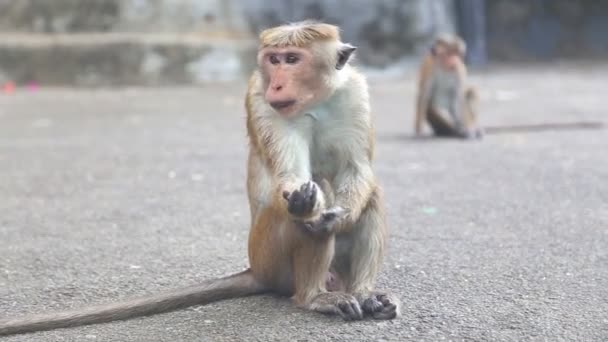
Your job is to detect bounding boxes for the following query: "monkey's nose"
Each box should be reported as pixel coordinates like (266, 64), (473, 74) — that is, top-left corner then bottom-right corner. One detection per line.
(270, 100), (295, 110)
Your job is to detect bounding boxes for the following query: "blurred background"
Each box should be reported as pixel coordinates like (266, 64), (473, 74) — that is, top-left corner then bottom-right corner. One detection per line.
(0, 0), (607, 86)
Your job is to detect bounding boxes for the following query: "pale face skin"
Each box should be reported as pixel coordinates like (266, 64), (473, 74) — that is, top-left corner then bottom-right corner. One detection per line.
(259, 47), (330, 117)
(433, 43), (462, 70)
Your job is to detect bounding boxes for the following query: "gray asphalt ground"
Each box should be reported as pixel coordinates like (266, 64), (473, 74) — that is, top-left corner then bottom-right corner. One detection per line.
(1, 63), (607, 341)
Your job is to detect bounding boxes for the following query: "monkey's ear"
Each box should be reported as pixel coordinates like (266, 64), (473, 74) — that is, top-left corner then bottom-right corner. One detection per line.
(336, 44), (357, 70)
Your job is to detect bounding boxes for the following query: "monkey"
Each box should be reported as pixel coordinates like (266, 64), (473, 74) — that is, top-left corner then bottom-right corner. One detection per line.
(246, 19), (399, 320)
(0, 21), (399, 337)
(415, 33), (483, 139)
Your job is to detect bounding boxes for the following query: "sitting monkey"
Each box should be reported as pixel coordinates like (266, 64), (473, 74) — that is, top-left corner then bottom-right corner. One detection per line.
(0, 21), (399, 337)
(415, 34), (483, 139)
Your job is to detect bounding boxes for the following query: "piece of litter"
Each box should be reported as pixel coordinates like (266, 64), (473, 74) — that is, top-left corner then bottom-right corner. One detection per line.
(2, 81), (15, 94)
(168, 171), (177, 179)
(85, 334), (97, 339)
(26, 81), (39, 92)
(421, 207), (438, 215)
(204, 319), (213, 324)
(130, 265), (142, 269)
(191, 173), (204, 181)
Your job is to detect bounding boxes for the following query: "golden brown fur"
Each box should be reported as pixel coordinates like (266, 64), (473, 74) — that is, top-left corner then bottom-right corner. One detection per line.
(260, 21), (340, 48)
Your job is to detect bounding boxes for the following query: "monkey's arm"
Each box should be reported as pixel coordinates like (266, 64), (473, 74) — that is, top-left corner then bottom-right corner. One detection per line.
(450, 62), (469, 133)
(332, 158), (375, 229)
(246, 112), (327, 221)
(415, 56), (434, 135)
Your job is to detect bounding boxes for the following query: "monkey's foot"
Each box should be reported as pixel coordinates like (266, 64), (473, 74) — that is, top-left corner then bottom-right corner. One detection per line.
(295, 206), (347, 237)
(309, 292), (363, 321)
(283, 181), (318, 218)
(355, 292), (401, 320)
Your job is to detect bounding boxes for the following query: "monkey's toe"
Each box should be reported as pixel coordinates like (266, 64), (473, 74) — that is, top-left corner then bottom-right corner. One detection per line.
(337, 300), (363, 321)
(362, 297), (383, 313)
(310, 293), (363, 321)
(358, 292), (401, 320)
(372, 294), (400, 320)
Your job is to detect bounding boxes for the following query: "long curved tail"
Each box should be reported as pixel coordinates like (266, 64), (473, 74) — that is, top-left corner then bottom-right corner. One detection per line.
(0, 269), (264, 336)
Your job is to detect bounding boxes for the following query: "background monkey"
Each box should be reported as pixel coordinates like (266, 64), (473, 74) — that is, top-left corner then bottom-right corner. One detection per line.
(415, 33), (483, 139)
(0, 21), (398, 336)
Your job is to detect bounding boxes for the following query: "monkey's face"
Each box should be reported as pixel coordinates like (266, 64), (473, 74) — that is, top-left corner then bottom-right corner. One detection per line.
(433, 41), (464, 70)
(259, 47), (331, 117)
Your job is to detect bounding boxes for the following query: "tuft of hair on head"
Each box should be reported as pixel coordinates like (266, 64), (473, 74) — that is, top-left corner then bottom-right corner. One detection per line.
(434, 33), (466, 56)
(259, 20), (341, 49)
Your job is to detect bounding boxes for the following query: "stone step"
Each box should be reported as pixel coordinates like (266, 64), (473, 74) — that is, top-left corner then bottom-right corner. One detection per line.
(0, 0), (249, 34)
(0, 33), (257, 86)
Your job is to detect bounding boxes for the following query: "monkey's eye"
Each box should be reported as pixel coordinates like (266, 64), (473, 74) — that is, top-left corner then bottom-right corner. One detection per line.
(269, 55), (280, 65)
(285, 53), (300, 64)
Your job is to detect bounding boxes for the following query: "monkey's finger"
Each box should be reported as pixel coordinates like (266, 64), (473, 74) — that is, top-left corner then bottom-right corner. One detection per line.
(303, 181), (315, 199)
(303, 223), (315, 233)
(300, 181), (311, 193)
(309, 183), (317, 205)
(322, 212), (336, 222)
(322, 207), (347, 222)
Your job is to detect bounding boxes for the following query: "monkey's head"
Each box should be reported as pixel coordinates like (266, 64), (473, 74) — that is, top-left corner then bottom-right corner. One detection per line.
(431, 34), (466, 70)
(257, 21), (357, 117)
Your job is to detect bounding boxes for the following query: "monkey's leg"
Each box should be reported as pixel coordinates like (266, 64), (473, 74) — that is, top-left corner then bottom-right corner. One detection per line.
(248, 190), (362, 321)
(334, 189), (400, 320)
(291, 230), (364, 321)
(427, 107), (460, 137)
(428, 106), (480, 139)
(464, 87), (484, 139)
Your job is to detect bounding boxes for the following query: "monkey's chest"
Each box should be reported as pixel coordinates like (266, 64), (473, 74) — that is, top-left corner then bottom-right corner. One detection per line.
(309, 131), (343, 180)
(431, 70), (459, 109)
(303, 109), (350, 181)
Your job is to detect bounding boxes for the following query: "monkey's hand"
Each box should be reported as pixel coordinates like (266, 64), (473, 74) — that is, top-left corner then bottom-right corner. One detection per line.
(283, 181), (322, 219)
(294, 206), (348, 238)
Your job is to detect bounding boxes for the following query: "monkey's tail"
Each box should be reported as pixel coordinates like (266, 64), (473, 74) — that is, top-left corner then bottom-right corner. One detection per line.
(0, 269), (264, 336)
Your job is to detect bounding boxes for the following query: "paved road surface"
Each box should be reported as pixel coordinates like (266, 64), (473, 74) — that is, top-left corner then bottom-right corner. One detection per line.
(1, 64), (607, 341)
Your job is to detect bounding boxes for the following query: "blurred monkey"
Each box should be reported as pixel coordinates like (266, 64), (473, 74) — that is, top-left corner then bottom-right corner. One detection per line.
(415, 34), (483, 139)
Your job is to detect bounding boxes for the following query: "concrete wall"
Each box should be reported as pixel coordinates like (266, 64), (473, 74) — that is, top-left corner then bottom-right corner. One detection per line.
(486, 0), (608, 61)
(0, 0), (457, 68)
(0, 0), (606, 86)
(0, 0), (460, 85)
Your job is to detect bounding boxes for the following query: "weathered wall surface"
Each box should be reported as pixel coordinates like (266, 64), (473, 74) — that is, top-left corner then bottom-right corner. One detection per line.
(0, 0), (457, 67)
(0, 0), (606, 86)
(486, 0), (608, 61)
(241, 0), (457, 67)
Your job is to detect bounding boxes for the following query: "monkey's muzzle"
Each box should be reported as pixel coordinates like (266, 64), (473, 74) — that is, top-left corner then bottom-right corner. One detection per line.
(270, 100), (296, 111)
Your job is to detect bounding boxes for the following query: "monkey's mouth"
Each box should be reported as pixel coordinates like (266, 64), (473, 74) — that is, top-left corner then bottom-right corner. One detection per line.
(270, 100), (296, 111)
